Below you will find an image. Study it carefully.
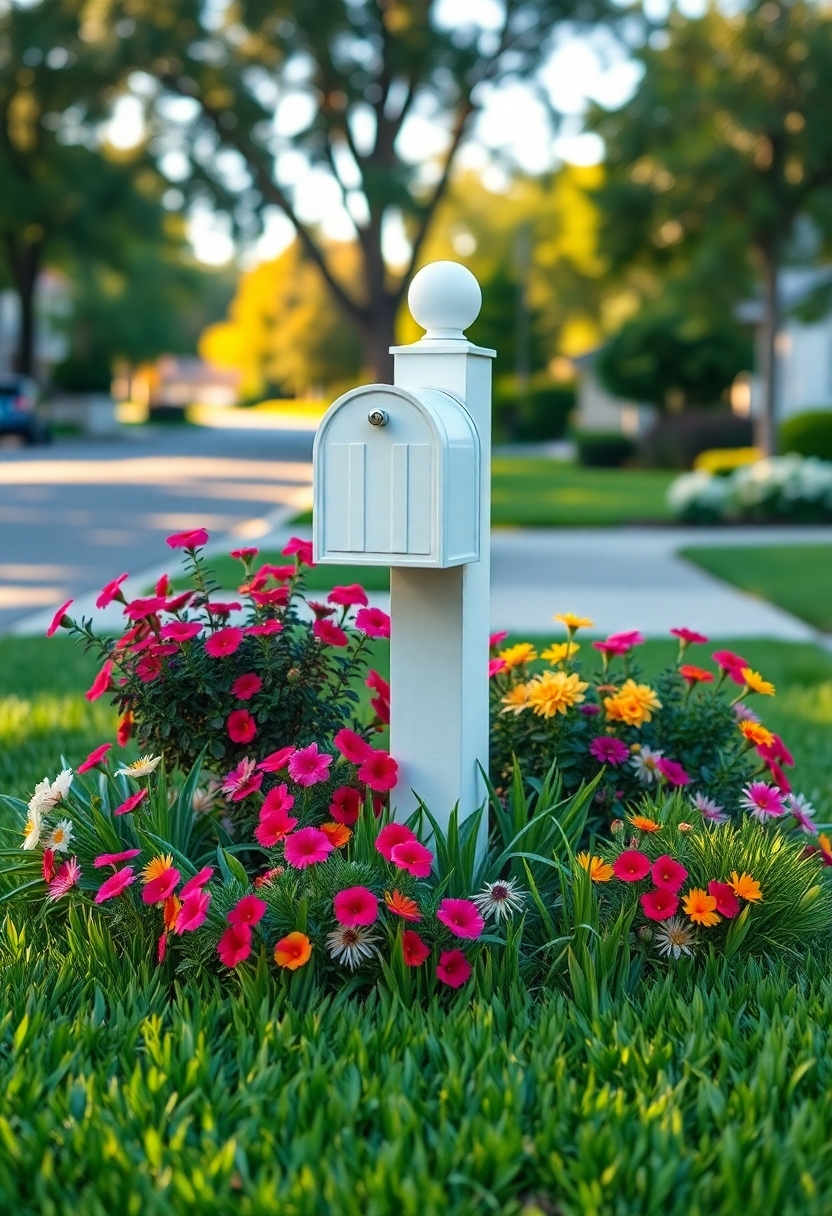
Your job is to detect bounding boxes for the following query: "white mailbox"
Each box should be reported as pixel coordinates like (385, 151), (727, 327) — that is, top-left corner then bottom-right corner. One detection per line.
(313, 382), (480, 567)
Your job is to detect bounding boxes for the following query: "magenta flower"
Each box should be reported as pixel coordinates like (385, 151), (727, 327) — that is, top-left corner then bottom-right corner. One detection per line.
(166, 527), (209, 549)
(231, 673), (262, 700)
(86, 660), (114, 703)
(94, 848), (141, 869)
(489, 658), (506, 677)
(712, 649), (749, 685)
(313, 619), (349, 647)
(47, 858), (81, 902)
(227, 894), (267, 926)
(254, 801), (298, 847)
(333, 886), (379, 927)
(651, 855), (688, 893)
(436, 898), (484, 940)
(288, 743), (333, 787)
(670, 627), (708, 645)
(436, 949), (471, 989)
(330, 786), (362, 825)
(258, 747), (295, 773)
(655, 758), (690, 787)
(46, 598), (74, 637)
(284, 826), (334, 869)
(355, 607), (391, 638)
(217, 922), (252, 967)
(113, 789), (148, 817)
(77, 742), (112, 774)
(334, 728), (374, 764)
(176, 889), (211, 933)
(375, 822), (416, 862)
(490, 630), (508, 649)
(94, 866), (135, 903)
(612, 850), (651, 882)
(222, 758), (263, 801)
(282, 536), (314, 566)
(328, 583), (369, 608)
(180, 867), (214, 900)
(390, 839), (433, 878)
(160, 621), (202, 643)
(96, 573), (129, 609)
(206, 626), (245, 658)
(740, 781), (786, 823)
(357, 750), (398, 792)
(227, 709), (257, 744)
(245, 620), (284, 637)
(589, 736), (629, 765)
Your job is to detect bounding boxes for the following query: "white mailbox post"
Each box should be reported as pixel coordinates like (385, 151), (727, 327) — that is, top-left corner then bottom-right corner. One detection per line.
(313, 261), (494, 834)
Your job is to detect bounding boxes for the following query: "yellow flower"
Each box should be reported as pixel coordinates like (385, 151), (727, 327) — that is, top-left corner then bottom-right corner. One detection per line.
(577, 852), (614, 882)
(739, 720), (775, 747)
(500, 684), (531, 715)
(498, 642), (538, 671)
(142, 853), (175, 883)
(603, 680), (662, 727)
(21, 805), (43, 851)
(629, 814), (661, 833)
(729, 871), (762, 902)
(526, 670), (588, 718)
(553, 613), (594, 632)
(540, 641), (580, 664)
(740, 668), (775, 696)
(683, 888), (720, 927)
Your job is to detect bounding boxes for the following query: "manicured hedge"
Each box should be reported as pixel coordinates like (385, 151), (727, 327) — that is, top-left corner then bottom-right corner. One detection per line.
(780, 410), (832, 461)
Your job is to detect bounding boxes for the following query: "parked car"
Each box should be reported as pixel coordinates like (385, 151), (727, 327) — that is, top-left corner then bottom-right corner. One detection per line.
(0, 375), (49, 444)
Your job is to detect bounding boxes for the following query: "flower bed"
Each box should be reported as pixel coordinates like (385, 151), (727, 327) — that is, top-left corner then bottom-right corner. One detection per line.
(668, 454), (832, 523)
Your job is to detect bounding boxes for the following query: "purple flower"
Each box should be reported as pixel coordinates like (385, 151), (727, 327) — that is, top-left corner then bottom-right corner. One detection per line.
(740, 781), (786, 823)
(786, 792), (817, 834)
(589, 736), (630, 766)
(733, 702), (760, 723)
(691, 792), (728, 825)
(579, 703), (601, 716)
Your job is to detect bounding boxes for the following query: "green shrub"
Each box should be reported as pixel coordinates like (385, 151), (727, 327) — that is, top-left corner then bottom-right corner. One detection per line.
(780, 410), (832, 460)
(575, 431), (635, 467)
(492, 376), (575, 443)
(640, 409), (753, 469)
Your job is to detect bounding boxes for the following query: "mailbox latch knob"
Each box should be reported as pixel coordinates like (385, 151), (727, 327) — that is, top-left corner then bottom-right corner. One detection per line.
(368, 408), (388, 428)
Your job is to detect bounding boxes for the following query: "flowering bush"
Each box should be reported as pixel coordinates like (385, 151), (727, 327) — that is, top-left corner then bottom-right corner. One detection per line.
(668, 454), (832, 523)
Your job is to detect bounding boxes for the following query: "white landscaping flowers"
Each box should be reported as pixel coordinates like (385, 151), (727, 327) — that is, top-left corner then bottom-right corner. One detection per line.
(472, 879), (526, 923)
(22, 804), (44, 851)
(45, 819), (74, 853)
(668, 454), (832, 523)
(22, 769), (74, 849)
(117, 755), (162, 778)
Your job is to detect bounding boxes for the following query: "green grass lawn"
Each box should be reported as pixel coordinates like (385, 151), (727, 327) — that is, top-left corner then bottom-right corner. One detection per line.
(491, 459), (676, 527)
(682, 544), (832, 633)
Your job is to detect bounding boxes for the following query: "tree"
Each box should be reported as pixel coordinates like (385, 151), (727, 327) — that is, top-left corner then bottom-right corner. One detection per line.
(99, 0), (616, 381)
(590, 0), (832, 453)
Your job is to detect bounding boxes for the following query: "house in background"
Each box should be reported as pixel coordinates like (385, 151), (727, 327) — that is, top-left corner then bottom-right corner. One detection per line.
(571, 349), (657, 437)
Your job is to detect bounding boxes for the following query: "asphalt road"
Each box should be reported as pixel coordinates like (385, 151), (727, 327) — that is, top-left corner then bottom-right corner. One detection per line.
(0, 423), (314, 633)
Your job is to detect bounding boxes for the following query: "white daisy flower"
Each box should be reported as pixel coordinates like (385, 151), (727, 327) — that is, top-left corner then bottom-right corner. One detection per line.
(472, 878), (526, 922)
(117, 755), (162, 778)
(46, 818), (74, 854)
(49, 769), (73, 803)
(22, 804), (43, 851)
(630, 746), (663, 785)
(326, 926), (379, 970)
(654, 917), (696, 960)
(28, 777), (53, 816)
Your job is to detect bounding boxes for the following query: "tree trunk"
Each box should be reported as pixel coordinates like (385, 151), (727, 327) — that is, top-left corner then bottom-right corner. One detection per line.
(757, 248), (779, 456)
(357, 297), (398, 384)
(5, 235), (42, 379)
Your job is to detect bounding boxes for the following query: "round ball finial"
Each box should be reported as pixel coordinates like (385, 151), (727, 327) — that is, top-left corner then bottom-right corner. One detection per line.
(408, 260), (482, 339)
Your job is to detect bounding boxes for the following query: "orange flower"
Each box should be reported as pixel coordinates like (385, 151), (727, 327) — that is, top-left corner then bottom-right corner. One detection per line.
(274, 931), (312, 970)
(384, 889), (422, 921)
(739, 720), (775, 747)
(603, 680), (662, 727)
(629, 814), (661, 834)
(679, 664), (713, 685)
(683, 888), (720, 926)
(142, 853), (175, 883)
(320, 821), (351, 848)
(163, 894), (181, 932)
(576, 852), (614, 882)
(728, 871), (763, 902)
(740, 667), (775, 696)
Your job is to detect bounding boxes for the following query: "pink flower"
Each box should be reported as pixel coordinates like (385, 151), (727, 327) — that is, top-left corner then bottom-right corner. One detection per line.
(114, 788), (148, 817)
(640, 888), (679, 921)
(95, 866), (136, 903)
(670, 627), (708, 644)
(231, 673), (262, 700)
(357, 750), (398, 792)
(283, 536), (314, 566)
(155, 574), (172, 595)
(284, 826), (334, 869)
(143, 865), (180, 905)
(166, 528), (209, 549)
(330, 786), (362, 825)
(255, 805), (298, 847)
(180, 867), (214, 900)
(250, 587), (290, 608)
(740, 781), (785, 823)
(230, 547), (259, 561)
(708, 880), (740, 919)
(355, 607), (391, 638)
(256, 563), (295, 581)
(288, 743), (333, 787)
(589, 736), (630, 765)
(608, 630), (644, 649)
(758, 734), (794, 767)
(767, 760), (791, 794)
(490, 630), (509, 649)
(313, 619), (349, 647)
(176, 889), (211, 932)
(47, 599), (74, 637)
(96, 573), (129, 609)
(262, 784), (295, 815)
(259, 747), (296, 773)
(124, 596), (167, 621)
(436, 949), (471, 989)
(612, 850), (651, 882)
(217, 922), (252, 967)
(227, 894), (267, 926)
(375, 823), (416, 861)
(78, 743), (111, 773)
(161, 621), (202, 643)
(222, 758), (263, 801)
(205, 626), (245, 658)
(334, 728), (373, 764)
(328, 584), (369, 608)
(46, 857), (81, 902)
(86, 660), (114, 702)
(712, 649), (749, 685)
(436, 898), (484, 940)
(489, 658), (507, 677)
(651, 855), (688, 893)
(333, 886), (379, 927)
(402, 930), (431, 967)
(227, 709), (257, 744)
(390, 839), (433, 878)
(656, 758), (690, 787)
(245, 620), (284, 637)
(206, 601), (241, 616)
(94, 848), (141, 869)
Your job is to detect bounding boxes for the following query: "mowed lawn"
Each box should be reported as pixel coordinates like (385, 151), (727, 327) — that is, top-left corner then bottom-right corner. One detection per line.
(682, 544), (832, 633)
(491, 459), (676, 527)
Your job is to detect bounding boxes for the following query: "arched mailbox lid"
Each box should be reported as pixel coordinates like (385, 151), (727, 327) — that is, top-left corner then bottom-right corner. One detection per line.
(313, 383), (480, 568)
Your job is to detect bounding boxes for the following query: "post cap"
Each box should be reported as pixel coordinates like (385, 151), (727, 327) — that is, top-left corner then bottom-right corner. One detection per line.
(408, 260), (482, 340)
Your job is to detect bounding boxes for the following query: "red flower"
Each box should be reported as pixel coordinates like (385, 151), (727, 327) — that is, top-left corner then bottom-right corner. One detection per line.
(758, 734), (794, 767)
(207, 601), (241, 617)
(655, 758), (690, 787)
(262, 784), (295, 815)
(256, 563), (295, 581)
(117, 711), (134, 747)
(42, 848), (55, 883)
(375, 822), (416, 861)
(308, 600), (336, 619)
(231, 673), (262, 700)
(155, 574), (172, 595)
(136, 655), (163, 683)
(282, 536), (314, 566)
(142, 865), (180, 905)
(402, 930), (431, 967)
(671, 628), (708, 645)
(436, 898), (484, 940)
(436, 949), (471, 989)
(179, 867), (214, 900)
(333, 886), (379, 927)
(355, 607), (391, 638)
(161, 621), (202, 643)
(328, 584), (369, 607)
(640, 888), (679, 921)
(708, 880), (740, 919)
(259, 747), (296, 773)
(230, 547), (259, 561)
(124, 596), (167, 621)
(357, 750), (398, 791)
(254, 793), (298, 847)
(96, 573), (129, 609)
(250, 586), (290, 607)
(227, 894), (267, 926)
(390, 839), (433, 878)
(46, 599), (74, 637)
(94, 848), (141, 869)
(313, 618), (349, 647)
(78, 742), (111, 773)
(206, 626), (245, 658)
(165, 589), (195, 611)
(217, 923), (252, 967)
(766, 760), (791, 793)
(227, 709), (257, 744)
(245, 620), (284, 637)
(330, 786), (362, 825)
(95, 866), (136, 904)
(86, 660), (114, 702)
(166, 528), (209, 549)
(712, 649), (749, 685)
(176, 889), (211, 932)
(334, 728), (374, 764)
(114, 788), (148, 817)
(612, 850), (651, 882)
(651, 855), (688, 893)
(678, 665), (713, 685)
(366, 670), (390, 699)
